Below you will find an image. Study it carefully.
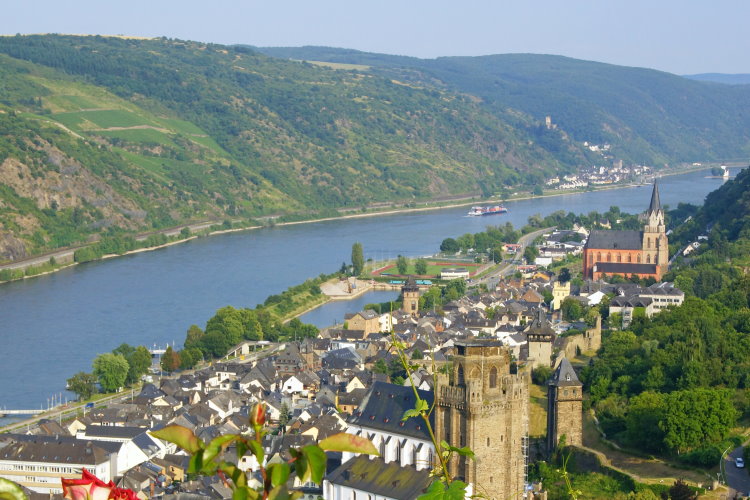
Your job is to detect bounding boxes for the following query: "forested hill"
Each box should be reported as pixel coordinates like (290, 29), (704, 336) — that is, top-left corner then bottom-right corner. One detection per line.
(0, 35), (583, 261)
(256, 46), (750, 165)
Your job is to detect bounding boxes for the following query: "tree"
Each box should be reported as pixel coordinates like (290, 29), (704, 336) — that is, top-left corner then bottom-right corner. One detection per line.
(185, 324), (204, 349)
(667, 479), (697, 500)
(161, 346), (181, 373)
(179, 349), (195, 370)
(396, 255), (408, 275)
(411, 349), (424, 360)
(415, 258), (428, 275)
(127, 346), (152, 384)
(490, 245), (504, 263)
(558, 267), (571, 284)
(440, 238), (459, 253)
(351, 242), (364, 276)
(532, 185), (544, 196)
(523, 245), (539, 264)
(561, 297), (583, 321)
(625, 391), (666, 453)
(661, 388), (736, 453)
(279, 403), (291, 427)
(373, 359), (389, 374)
(66, 372), (98, 401)
(93, 353), (129, 392)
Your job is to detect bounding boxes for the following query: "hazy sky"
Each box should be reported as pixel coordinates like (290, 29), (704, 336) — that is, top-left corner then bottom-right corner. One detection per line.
(4, 0), (749, 75)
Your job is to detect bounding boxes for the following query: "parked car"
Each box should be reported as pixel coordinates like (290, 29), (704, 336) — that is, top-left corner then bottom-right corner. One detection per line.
(735, 457), (745, 468)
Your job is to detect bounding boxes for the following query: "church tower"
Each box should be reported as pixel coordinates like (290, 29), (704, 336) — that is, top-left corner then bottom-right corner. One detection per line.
(401, 276), (420, 318)
(547, 358), (583, 453)
(642, 182), (669, 278)
(435, 340), (528, 499)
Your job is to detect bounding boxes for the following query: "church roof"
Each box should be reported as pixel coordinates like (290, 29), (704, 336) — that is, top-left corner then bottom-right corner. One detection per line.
(325, 455), (432, 499)
(648, 182), (662, 215)
(586, 230), (643, 250)
(595, 262), (657, 275)
(550, 358), (580, 387)
(347, 381), (433, 441)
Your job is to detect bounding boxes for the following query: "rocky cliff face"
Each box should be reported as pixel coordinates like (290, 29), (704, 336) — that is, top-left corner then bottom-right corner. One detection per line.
(0, 139), (146, 261)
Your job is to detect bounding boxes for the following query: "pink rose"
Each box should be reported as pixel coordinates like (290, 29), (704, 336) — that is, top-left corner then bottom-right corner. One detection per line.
(62, 470), (138, 500)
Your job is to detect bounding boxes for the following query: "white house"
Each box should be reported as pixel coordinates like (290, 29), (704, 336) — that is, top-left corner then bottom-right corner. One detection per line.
(0, 436), (115, 495)
(324, 382), (434, 500)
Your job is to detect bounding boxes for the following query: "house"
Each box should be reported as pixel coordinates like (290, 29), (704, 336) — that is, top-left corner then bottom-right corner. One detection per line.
(344, 310), (381, 335)
(0, 435), (116, 494)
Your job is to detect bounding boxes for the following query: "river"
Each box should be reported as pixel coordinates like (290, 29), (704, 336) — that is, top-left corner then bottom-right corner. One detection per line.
(0, 168), (738, 421)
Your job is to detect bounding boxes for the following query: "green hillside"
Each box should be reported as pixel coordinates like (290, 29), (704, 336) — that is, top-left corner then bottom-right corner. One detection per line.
(256, 46), (750, 165)
(0, 35), (589, 260)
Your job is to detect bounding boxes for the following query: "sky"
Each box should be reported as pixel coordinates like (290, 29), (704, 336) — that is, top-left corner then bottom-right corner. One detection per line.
(3, 0), (750, 75)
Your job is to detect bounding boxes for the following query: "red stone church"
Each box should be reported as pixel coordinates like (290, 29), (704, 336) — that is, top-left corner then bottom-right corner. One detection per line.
(583, 183), (668, 281)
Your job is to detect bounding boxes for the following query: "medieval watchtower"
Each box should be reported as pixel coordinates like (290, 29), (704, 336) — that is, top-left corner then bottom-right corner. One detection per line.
(435, 340), (528, 500)
(401, 276), (420, 318)
(546, 357), (583, 453)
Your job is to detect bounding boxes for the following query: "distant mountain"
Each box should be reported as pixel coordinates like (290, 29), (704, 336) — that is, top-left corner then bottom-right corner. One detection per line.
(0, 35), (578, 260)
(683, 73), (750, 85)
(256, 46), (750, 165)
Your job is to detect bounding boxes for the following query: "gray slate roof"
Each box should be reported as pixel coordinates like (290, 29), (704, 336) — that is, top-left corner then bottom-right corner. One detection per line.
(348, 382), (433, 441)
(326, 455), (432, 500)
(550, 358), (581, 387)
(586, 229), (643, 250)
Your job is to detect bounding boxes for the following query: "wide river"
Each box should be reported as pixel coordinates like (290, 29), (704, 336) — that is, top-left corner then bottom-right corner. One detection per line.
(0, 168), (737, 420)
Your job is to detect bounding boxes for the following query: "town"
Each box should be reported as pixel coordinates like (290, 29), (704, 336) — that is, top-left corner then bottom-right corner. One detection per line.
(1, 184), (707, 500)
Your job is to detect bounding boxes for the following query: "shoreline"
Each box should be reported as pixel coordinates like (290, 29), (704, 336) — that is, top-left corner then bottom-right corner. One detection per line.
(0, 165), (720, 284)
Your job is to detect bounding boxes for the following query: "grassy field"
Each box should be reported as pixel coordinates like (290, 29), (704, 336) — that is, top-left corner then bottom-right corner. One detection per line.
(371, 260), (483, 278)
(96, 127), (173, 143)
(529, 383), (548, 437)
(306, 60), (370, 71)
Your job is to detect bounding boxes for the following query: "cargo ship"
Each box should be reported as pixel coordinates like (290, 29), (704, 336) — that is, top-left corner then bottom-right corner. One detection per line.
(467, 205), (508, 216)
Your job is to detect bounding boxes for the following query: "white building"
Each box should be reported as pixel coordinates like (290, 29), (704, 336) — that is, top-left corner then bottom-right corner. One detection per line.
(323, 382), (434, 499)
(0, 435), (115, 494)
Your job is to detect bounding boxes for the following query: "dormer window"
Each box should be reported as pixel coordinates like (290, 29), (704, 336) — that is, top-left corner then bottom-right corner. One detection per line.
(566, 374), (571, 381)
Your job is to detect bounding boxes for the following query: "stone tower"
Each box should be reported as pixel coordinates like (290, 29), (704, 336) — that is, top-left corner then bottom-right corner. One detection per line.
(642, 182), (669, 278)
(435, 340), (528, 500)
(525, 308), (556, 369)
(401, 276), (420, 318)
(547, 357), (583, 453)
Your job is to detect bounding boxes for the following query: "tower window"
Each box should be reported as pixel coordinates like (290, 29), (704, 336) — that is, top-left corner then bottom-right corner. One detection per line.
(617, 254), (621, 263)
(489, 366), (498, 388)
(647, 255), (651, 264)
(487, 437), (490, 447)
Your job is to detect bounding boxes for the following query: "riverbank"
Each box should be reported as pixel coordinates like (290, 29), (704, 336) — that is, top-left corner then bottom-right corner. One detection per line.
(0, 165), (720, 285)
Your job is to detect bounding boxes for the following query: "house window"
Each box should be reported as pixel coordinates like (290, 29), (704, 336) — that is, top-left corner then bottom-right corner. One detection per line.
(647, 255), (651, 264)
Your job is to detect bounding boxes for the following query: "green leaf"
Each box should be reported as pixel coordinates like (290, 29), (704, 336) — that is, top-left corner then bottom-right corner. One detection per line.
(267, 485), (292, 500)
(440, 441), (475, 460)
(290, 448), (309, 482)
(248, 440), (265, 465)
(301, 444), (327, 484)
(232, 486), (259, 500)
(151, 425), (203, 453)
(204, 435), (241, 463)
(236, 439), (249, 462)
(268, 463), (291, 487)
(402, 408), (420, 421)
(0, 478), (27, 500)
(417, 479), (469, 500)
(415, 398), (429, 412)
(188, 452), (204, 474)
(220, 462), (248, 488)
(318, 433), (379, 455)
